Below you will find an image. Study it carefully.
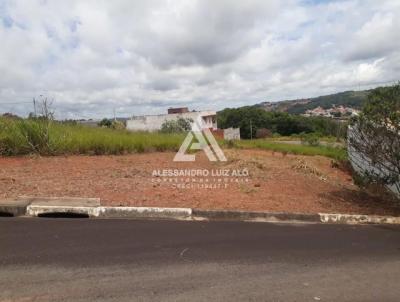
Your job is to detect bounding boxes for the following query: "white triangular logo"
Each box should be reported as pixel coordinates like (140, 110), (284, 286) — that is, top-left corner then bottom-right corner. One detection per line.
(174, 117), (227, 162)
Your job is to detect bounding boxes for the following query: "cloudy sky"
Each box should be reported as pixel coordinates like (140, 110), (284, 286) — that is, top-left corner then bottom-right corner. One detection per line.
(0, 0), (399, 119)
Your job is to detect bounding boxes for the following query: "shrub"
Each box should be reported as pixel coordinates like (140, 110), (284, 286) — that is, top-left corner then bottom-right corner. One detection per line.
(111, 120), (125, 130)
(349, 83), (400, 195)
(98, 118), (113, 128)
(300, 133), (320, 146)
(160, 117), (193, 133)
(236, 139), (347, 161)
(255, 128), (272, 139)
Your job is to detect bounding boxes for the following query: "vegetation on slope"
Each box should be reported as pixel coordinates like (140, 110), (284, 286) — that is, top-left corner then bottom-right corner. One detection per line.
(255, 89), (372, 114)
(217, 106), (347, 139)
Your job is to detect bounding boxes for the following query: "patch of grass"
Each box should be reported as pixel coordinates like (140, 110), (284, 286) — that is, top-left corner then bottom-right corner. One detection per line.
(0, 117), (184, 156)
(268, 134), (342, 143)
(234, 139), (347, 161)
(0, 117), (347, 161)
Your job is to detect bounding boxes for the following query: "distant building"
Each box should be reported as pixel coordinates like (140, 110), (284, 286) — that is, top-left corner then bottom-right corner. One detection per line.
(126, 108), (217, 132)
(303, 105), (359, 119)
(210, 127), (241, 140)
(167, 107), (189, 114)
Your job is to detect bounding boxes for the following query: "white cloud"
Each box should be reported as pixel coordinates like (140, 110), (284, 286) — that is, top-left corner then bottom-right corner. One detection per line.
(0, 0), (399, 118)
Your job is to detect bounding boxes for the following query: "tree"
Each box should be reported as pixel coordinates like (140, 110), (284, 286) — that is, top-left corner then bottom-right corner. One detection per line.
(348, 83), (400, 194)
(217, 106), (344, 139)
(98, 118), (113, 128)
(160, 117), (193, 133)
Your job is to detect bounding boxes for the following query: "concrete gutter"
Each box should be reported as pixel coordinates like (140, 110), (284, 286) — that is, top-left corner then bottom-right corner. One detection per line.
(192, 209), (400, 225)
(192, 209), (321, 223)
(1, 197), (400, 225)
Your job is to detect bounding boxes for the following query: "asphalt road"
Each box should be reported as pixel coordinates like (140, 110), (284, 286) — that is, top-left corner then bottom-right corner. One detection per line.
(1, 218), (400, 302)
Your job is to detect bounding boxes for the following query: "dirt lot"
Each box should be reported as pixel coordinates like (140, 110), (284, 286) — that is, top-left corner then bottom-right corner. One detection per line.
(1, 149), (399, 216)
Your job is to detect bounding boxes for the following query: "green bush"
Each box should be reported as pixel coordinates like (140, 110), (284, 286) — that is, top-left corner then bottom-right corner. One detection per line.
(236, 139), (347, 161)
(98, 118), (112, 128)
(300, 133), (321, 146)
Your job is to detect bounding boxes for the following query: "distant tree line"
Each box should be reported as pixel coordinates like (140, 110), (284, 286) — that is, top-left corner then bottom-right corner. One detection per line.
(217, 106), (347, 139)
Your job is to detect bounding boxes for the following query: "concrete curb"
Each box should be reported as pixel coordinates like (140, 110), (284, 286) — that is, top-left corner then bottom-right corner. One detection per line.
(1, 197), (400, 225)
(0, 197), (100, 217)
(97, 207), (192, 219)
(0, 197), (191, 220)
(26, 205), (192, 220)
(26, 205), (101, 218)
(319, 213), (400, 225)
(0, 199), (31, 217)
(192, 209), (400, 225)
(193, 209), (400, 224)
(18, 196), (100, 207)
(192, 209), (321, 223)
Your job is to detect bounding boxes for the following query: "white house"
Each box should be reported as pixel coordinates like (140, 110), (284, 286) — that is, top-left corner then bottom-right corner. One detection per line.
(126, 107), (217, 132)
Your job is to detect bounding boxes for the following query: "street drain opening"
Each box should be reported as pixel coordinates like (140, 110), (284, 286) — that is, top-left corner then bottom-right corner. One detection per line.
(0, 212), (14, 217)
(38, 212), (89, 218)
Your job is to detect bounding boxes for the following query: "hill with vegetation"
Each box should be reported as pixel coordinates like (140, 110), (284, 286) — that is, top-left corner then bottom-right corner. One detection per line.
(257, 90), (370, 114)
(217, 106), (347, 139)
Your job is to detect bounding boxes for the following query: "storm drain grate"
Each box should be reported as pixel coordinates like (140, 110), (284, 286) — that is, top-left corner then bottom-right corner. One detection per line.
(0, 212), (14, 217)
(38, 212), (90, 218)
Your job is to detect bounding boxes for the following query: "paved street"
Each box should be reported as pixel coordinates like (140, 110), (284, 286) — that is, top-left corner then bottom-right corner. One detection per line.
(1, 218), (400, 301)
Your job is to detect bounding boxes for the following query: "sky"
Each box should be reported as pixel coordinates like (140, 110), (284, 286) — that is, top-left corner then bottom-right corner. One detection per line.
(0, 0), (399, 119)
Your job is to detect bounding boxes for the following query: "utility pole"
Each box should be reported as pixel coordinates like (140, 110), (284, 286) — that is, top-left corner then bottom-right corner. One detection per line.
(250, 120), (253, 140)
(33, 98), (37, 117)
(113, 107), (116, 122)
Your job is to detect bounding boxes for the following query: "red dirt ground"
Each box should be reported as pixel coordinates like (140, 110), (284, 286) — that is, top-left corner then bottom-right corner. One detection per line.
(1, 149), (399, 216)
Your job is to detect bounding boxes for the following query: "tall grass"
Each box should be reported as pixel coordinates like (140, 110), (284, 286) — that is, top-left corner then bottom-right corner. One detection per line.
(225, 139), (347, 161)
(0, 117), (347, 160)
(0, 117), (184, 156)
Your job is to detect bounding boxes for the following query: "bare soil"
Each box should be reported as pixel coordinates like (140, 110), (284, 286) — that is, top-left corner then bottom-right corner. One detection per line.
(1, 149), (399, 216)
